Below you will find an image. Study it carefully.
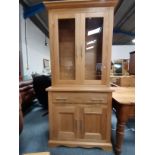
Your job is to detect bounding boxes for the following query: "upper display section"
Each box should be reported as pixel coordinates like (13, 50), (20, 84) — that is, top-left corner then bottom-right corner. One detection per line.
(45, 0), (118, 86)
(44, 0), (118, 10)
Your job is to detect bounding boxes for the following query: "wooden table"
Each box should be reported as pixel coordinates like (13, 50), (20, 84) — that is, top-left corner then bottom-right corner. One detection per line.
(112, 87), (135, 155)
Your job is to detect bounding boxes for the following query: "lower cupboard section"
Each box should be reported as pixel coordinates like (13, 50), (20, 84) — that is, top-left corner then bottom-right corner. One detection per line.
(48, 91), (112, 150)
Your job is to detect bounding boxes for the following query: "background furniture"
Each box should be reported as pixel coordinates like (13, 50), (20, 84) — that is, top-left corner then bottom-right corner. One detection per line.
(112, 59), (129, 76)
(44, 0), (118, 151)
(117, 76), (135, 87)
(19, 80), (35, 113)
(33, 75), (51, 109)
(110, 76), (122, 86)
(19, 93), (23, 134)
(129, 51), (135, 75)
(112, 87), (135, 155)
(110, 75), (135, 87)
(19, 80), (35, 134)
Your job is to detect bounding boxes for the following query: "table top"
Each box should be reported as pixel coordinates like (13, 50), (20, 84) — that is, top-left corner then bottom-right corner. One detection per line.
(112, 87), (135, 105)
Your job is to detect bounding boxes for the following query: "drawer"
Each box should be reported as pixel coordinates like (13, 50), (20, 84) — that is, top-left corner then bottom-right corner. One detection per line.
(51, 92), (108, 104)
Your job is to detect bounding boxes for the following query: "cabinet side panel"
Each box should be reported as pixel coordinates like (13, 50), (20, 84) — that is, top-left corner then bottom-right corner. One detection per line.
(48, 11), (58, 85)
(48, 91), (53, 140)
(106, 92), (112, 142)
(106, 8), (114, 86)
(102, 8), (114, 86)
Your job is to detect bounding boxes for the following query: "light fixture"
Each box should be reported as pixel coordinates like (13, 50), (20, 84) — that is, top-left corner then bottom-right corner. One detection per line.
(87, 40), (97, 45)
(132, 38), (135, 43)
(88, 27), (101, 36)
(45, 35), (48, 46)
(114, 64), (122, 69)
(86, 46), (94, 50)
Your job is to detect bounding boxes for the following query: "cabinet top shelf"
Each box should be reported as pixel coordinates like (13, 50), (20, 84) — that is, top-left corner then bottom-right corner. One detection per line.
(46, 85), (114, 92)
(43, 0), (118, 9)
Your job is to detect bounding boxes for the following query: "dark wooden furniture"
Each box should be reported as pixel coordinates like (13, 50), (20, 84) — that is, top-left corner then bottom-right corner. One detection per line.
(19, 80), (35, 112)
(19, 94), (23, 134)
(129, 51), (135, 75)
(19, 80), (35, 134)
(112, 87), (135, 155)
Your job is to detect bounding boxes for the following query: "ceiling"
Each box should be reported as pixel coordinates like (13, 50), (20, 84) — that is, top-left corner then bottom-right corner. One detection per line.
(20, 0), (135, 45)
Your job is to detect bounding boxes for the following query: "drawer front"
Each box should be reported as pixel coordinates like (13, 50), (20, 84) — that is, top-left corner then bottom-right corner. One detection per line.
(51, 92), (108, 104)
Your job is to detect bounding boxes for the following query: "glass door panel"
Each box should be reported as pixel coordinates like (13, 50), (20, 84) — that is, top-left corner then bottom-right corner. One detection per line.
(85, 18), (104, 80)
(58, 19), (75, 80)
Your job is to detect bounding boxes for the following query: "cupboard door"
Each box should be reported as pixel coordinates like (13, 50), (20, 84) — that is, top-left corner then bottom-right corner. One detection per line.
(52, 105), (78, 140)
(81, 11), (113, 85)
(52, 13), (81, 85)
(80, 105), (107, 140)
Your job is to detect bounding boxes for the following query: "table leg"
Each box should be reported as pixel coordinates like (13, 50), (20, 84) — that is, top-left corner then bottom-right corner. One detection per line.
(115, 119), (126, 155)
(114, 104), (129, 155)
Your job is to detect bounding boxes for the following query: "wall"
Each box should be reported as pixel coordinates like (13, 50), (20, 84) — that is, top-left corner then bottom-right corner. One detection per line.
(111, 45), (135, 62)
(19, 4), (50, 80)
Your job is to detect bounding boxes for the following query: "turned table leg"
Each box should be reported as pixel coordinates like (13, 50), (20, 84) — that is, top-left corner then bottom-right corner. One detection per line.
(113, 103), (130, 155)
(115, 119), (126, 155)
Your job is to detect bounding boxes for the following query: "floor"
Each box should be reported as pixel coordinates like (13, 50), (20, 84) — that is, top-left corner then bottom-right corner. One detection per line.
(19, 102), (135, 155)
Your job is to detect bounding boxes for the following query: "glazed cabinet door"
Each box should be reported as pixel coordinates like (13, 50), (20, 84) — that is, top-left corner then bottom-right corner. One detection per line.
(80, 105), (107, 140)
(49, 12), (81, 85)
(49, 9), (114, 86)
(52, 104), (78, 140)
(80, 11), (113, 85)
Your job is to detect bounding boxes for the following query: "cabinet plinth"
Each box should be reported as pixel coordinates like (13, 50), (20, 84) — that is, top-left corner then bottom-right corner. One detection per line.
(44, 0), (117, 150)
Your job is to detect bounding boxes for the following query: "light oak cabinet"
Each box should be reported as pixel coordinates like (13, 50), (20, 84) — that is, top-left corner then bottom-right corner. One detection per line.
(52, 104), (108, 140)
(44, 0), (118, 151)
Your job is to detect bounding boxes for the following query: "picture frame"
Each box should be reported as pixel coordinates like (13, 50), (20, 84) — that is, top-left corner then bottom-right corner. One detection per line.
(43, 59), (49, 68)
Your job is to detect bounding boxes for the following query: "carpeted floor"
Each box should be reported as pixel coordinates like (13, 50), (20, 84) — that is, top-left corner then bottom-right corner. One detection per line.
(19, 102), (135, 155)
